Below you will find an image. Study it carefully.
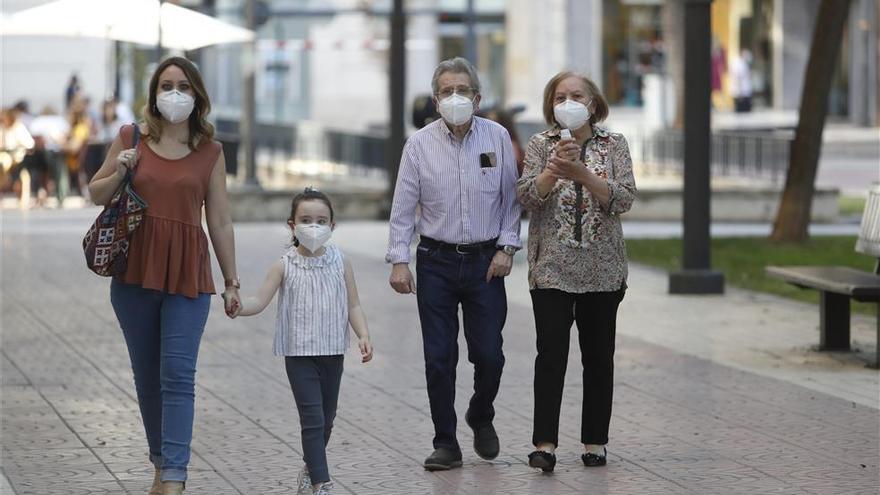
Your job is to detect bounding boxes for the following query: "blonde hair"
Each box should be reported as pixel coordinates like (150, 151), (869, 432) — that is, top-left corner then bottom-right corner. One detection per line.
(542, 71), (609, 127)
(142, 56), (214, 150)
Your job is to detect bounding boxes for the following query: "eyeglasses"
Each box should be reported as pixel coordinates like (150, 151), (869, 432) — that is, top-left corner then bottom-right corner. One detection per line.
(436, 86), (476, 99)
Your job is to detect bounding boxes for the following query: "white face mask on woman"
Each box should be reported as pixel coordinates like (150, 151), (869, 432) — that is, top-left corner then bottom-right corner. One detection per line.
(438, 93), (475, 126)
(553, 99), (591, 131)
(294, 224), (332, 253)
(156, 90), (195, 124)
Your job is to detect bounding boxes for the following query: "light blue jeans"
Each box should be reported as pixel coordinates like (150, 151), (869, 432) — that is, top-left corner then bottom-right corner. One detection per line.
(110, 279), (210, 482)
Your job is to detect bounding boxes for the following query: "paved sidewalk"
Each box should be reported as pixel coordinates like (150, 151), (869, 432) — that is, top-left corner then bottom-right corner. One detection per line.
(1, 209), (878, 494)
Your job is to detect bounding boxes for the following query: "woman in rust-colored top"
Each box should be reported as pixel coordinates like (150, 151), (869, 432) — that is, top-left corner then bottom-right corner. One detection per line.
(88, 57), (239, 495)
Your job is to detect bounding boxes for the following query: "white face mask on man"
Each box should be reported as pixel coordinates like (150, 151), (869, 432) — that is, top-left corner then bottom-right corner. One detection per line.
(438, 93), (475, 126)
(553, 99), (592, 131)
(294, 224), (332, 253)
(156, 90), (195, 124)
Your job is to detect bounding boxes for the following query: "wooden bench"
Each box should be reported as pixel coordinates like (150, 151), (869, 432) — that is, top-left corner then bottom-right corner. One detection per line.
(766, 185), (880, 368)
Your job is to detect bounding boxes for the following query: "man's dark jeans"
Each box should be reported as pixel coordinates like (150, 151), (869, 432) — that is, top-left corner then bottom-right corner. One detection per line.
(415, 241), (507, 451)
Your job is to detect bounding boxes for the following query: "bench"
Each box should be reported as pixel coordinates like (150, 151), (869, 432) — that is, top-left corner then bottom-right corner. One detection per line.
(766, 185), (880, 368)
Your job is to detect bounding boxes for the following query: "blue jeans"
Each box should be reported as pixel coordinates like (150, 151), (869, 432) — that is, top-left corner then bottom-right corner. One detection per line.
(415, 242), (507, 451)
(110, 279), (210, 482)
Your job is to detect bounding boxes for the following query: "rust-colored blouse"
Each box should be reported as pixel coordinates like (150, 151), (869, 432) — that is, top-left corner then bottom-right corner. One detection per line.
(116, 124), (221, 298)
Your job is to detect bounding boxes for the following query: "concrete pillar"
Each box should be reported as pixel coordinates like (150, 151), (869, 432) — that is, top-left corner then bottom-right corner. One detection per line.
(566, 0), (603, 83)
(849, 0), (878, 127)
(506, 0), (602, 123)
(772, 0), (821, 111)
(406, 0), (439, 127)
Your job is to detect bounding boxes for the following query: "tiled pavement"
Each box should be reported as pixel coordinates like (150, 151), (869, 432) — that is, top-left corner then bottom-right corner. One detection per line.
(1, 209), (878, 495)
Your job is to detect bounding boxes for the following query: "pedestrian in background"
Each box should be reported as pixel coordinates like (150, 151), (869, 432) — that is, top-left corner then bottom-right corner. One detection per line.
(27, 105), (70, 207)
(0, 107), (35, 205)
(517, 71), (636, 472)
(88, 56), (240, 495)
(731, 49), (753, 113)
(231, 188), (374, 495)
(84, 99), (125, 183)
(63, 94), (92, 198)
(387, 57), (522, 471)
(64, 73), (80, 109)
(479, 107), (524, 176)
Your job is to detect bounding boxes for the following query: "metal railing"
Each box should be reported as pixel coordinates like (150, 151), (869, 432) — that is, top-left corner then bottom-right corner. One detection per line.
(215, 119), (389, 175)
(630, 128), (794, 184)
(216, 120), (796, 185)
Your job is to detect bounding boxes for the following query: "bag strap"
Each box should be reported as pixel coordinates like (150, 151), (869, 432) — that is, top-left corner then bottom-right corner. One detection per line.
(123, 123), (141, 184)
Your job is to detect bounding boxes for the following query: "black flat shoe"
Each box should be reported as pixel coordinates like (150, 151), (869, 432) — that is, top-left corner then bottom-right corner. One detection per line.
(581, 449), (607, 467)
(465, 412), (499, 460)
(423, 448), (463, 471)
(527, 450), (556, 473)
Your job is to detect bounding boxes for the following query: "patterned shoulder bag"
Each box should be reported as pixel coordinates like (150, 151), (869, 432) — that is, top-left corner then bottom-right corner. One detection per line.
(82, 124), (148, 276)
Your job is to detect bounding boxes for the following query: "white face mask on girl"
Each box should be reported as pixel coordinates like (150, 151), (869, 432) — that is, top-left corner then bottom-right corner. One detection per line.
(156, 90), (195, 124)
(438, 93), (475, 126)
(553, 99), (591, 131)
(294, 224), (332, 253)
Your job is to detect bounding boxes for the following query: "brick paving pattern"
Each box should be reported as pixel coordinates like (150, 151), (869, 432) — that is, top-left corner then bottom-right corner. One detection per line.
(1, 209), (878, 494)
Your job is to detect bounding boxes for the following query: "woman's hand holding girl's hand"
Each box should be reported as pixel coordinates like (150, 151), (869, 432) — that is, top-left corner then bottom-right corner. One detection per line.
(358, 337), (373, 363)
(223, 288), (241, 318)
(115, 147), (139, 179)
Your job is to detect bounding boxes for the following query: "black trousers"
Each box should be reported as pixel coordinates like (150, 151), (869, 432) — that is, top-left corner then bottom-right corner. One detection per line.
(530, 287), (624, 447)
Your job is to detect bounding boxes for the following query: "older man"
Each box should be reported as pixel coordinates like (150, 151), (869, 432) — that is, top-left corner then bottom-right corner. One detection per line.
(387, 57), (522, 470)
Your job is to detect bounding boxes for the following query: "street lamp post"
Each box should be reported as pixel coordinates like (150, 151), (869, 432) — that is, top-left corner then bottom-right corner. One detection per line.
(465, 0), (477, 66)
(668, 0), (725, 294)
(240, 0), (260, 187)
(386, 0), (406, 214)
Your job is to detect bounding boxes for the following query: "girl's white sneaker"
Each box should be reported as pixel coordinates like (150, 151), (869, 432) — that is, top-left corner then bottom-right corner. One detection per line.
(296, 465), (311, 495)
(313, 482), (333, 494)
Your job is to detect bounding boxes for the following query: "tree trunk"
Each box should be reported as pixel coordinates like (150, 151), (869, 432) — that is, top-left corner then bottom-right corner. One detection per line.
(663, 0), (686, 129)
(770, 0), (853, 242)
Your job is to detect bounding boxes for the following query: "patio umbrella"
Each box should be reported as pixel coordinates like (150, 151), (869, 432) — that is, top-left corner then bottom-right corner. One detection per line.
(1, 0), (254, 50)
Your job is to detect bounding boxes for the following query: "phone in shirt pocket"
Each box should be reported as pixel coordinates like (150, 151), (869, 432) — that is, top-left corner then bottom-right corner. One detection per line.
(478, 151), (501, 192)
(479, 152), (497, 169)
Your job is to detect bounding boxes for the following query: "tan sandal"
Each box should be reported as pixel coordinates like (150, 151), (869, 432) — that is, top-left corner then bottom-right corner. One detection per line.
(162, 481), (185, 495)
(149, 468), (162, 495)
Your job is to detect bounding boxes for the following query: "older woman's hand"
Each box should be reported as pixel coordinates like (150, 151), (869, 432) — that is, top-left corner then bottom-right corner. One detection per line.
(547, 152), (588, 183)
(553, 138), (580, 161)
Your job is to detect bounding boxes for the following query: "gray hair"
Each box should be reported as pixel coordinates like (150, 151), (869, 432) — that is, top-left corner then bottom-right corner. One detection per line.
(431, 57), (481, 95)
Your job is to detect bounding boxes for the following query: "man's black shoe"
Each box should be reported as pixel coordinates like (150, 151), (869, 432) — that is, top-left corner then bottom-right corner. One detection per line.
(423, 448), (463, 471)
(466, 412), (499, 460)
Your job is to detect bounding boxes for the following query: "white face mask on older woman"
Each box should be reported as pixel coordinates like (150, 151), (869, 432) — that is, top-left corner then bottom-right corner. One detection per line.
(553, 99), (592, 131)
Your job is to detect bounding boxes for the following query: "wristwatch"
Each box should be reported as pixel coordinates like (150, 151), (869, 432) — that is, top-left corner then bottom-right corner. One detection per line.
(225, 277), (241, 289)
(500, 245), (518, 256)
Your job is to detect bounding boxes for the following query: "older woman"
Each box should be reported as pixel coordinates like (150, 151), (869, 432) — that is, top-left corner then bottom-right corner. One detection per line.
(516, 71), (636, 472)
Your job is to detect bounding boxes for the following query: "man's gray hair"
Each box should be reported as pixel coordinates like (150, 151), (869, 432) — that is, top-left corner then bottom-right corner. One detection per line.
(431, 57), (481, 95)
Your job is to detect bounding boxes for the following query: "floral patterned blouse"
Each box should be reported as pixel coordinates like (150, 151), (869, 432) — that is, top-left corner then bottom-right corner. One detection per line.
(516, 125), (637, 293)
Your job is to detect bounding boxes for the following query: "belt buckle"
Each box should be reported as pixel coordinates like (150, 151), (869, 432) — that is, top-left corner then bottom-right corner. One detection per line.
(455, 243), (467, 255)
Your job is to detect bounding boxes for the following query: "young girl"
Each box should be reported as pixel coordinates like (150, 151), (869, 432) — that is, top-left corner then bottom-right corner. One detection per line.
(232, 187), (373, 495)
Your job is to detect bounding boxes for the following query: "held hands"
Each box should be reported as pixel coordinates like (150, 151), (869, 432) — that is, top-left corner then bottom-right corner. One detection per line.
(358, 337), (373, 363)
(222, 288), (241, 318)
(115, 147), (140, 179)
(546, 138), (588, 183)
(485, 251), (513, 282)
(389, 263), (416, 294)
